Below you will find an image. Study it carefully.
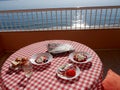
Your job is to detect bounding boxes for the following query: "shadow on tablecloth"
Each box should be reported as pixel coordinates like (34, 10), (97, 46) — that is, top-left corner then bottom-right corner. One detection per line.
(68, 60), (92, 71)
(32, 63), (51, 72)
(56, 74), (80, 84)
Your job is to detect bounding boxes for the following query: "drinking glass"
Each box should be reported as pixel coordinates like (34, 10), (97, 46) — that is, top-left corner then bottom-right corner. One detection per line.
(22, 61), (33, 78)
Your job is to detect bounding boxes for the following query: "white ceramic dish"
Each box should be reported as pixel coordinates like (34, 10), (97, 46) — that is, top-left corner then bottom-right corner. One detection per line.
(9, 64), (21, 70)
(29, 53), (53, 65)
(56, 65), (80, 80)
(69, 52), (92, 64)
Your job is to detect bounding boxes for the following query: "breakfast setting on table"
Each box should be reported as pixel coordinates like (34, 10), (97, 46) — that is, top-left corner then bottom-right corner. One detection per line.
(9, 43), (92, 79)
(1, 40), (103, 90)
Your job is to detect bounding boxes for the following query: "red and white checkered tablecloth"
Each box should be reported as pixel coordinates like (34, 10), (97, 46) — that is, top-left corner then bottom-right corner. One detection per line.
(1, 40), (103, 90)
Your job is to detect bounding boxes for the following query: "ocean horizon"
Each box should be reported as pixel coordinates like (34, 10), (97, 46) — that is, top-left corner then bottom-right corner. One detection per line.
(0, 0), (120, 10)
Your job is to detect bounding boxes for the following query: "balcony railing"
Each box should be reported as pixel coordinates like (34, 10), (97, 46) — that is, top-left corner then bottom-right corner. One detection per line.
(0, 5), (120, 32)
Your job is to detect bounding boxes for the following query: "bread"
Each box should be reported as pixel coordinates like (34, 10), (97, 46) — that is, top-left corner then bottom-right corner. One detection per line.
(11, 61), (19, 68)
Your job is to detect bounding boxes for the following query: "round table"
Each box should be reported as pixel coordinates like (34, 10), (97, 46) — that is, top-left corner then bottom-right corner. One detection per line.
(1, 40), (103, 90)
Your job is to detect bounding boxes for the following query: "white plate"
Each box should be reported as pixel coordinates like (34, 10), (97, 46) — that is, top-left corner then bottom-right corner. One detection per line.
(9, 64), (21, 70)
(56, 65), (80, 80)
(29, 53), (53, 65)
(69, 52), (92, 64)
(48, 44), (75, 54)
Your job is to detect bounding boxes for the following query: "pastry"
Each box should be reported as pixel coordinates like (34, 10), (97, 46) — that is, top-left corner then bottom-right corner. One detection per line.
(10, 57), (29, 69)
(35, 56), (48, 64)
(74, 53), (87, 62)
(11, 61), (19, 68)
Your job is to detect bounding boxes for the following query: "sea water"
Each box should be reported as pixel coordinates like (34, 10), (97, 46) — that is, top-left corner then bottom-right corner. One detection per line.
(0, 9), (120, 30)
(0, 0), (120, 30)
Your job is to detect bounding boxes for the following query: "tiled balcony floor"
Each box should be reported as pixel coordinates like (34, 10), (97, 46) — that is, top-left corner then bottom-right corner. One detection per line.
(94, 49), (120, 78)
(0, 50), (120, 79)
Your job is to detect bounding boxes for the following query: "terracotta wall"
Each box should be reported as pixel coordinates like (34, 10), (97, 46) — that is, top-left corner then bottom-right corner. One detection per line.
(0, 35), (3, 53)
(0, 48), (3, 54)
(0, 29), (120, 51)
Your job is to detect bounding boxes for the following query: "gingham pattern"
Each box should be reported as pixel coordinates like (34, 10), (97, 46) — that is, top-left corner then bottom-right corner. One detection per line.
(1, 40), (103, 90)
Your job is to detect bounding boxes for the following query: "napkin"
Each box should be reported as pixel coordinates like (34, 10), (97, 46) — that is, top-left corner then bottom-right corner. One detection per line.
(47, 43), (75, 54)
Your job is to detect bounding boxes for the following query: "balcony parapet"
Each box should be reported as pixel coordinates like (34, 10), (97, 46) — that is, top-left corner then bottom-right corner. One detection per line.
(0, 5), (120, 32)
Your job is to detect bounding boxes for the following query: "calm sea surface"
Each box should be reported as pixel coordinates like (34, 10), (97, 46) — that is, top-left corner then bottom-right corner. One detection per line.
(0, 0), (120, 30)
